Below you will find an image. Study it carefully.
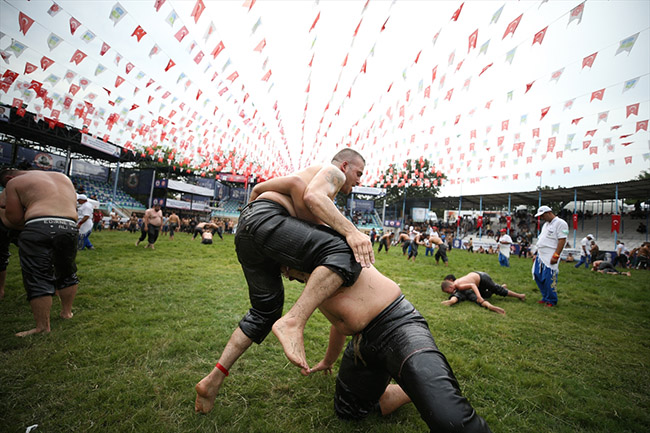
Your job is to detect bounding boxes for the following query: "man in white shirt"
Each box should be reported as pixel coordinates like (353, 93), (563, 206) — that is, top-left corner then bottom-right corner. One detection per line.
(532, 206), (568, 307)
(574, 234), (594, 269)
(77, 194), (94, 250)
(497, 229), (512, 267)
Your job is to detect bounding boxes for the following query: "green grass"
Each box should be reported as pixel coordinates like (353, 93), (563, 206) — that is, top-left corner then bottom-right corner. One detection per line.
(1, 230), (649, 432)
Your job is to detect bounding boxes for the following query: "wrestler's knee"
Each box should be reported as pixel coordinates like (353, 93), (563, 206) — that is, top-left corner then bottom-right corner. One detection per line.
(238, 306), (282, 344)
(333, 378), (378, 421)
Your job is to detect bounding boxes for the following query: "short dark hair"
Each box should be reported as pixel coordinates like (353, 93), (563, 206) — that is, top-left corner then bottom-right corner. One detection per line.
(441, 280), (454, 291)
(331, 148), (365, 165)
(443, 274), (456, 281)
(0, 168), (19, 187)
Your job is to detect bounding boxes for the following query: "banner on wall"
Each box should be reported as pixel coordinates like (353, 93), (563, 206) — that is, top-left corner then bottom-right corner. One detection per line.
(80, 133), (120, 158)
(71, 159), (109, 182)
(119, 168), (154, 195)
(0, 142), (13, 165)
(16, 147), (66, 172)
(348, 199), (375, 212)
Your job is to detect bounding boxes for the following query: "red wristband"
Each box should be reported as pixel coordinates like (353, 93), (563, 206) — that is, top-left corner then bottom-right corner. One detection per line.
(216, 362), (229, 376)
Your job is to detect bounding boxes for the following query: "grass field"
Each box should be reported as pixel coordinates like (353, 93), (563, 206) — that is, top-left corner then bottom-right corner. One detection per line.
(1, 230), (649, 433)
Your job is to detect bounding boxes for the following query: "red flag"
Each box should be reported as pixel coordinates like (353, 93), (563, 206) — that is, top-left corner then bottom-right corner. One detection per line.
(69, 84), (80, 96)
(154, 0), (166, 12)
(582, 52), (597, 69)
(593, 162), (599, 170)
(468, 29), (478, 53)
(100, 42), (110, 56)
(506, 215), (512, 230)
(451, 2), (464, 21)
(572, 214), (578, 230)
(165, 59), (175, 72)
(253, 39), (266, 52)
(132, 25), (147, 42)
(23, 62), (37, 74)
(414, 50), (422, 64)
(479, 63), (493, 76)
(115, 76), (125, 87)
(70, 50), (87, 65)
(360, 60), (367, 73)
(211, 41), (225, 59)
(590, 88), (605, 102)
(69, 17), (81, 35)
(18, 12), (35, 35)
(445, 88), (453, 101)
(637, 120), (648, 132)
(533, 26), (548, 45)
(611, 215), (621, 233)
(175, 26), (189, 42)
(191, 0), (206, 23)
(540, 106), (550, 120)
(503, 14), (523, 39)
(502, 120), (509, 131)
(424, 86), (430, 98)
(381, 17), (389, 31)
(125, 62), (134, 74)
(309, 12), (320, 32)
(625, 156), (633, 164)
(585, 129), (597, 137)
(525, 81), (534, 93)
(477, 215), (483, 228)
(626, 103), (639, 118)
(432, 65), (438, 82)
(572, 117), (583, 125)
(353, 19), (363, 37)
(227, 71), (239, 82)
(194, 51), (204, 64)
(196, 89), (202, 100)
(261, 69), (272, 81)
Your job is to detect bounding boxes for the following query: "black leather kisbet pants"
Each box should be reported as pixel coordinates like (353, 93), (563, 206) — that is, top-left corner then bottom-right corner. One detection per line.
(335, 295), (492, 433)
(234, 199), (361, 344)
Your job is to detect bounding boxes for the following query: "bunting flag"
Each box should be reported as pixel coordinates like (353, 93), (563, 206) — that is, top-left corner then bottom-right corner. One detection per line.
(590, 88), (605, 102)
(582, 52), (597, 69)
(132, 25), (147, 42)
(211, 41), (225, 59)
(47, 2), (61, 16)
(637, 120), (649, 132)
(69, 50), (87, 65)
(47, 33), (63, 51)
(69, 17), (82, 35)
(175, 26), (189, 42)
(190, 0), (206, 23)
(479, 39), (490, 55)
(165, 10), (178, 26)
(550, 68), (564, 82)
(540, 106), (550, 120)
(503, 14), (523, 39)
(533, 26), (548, 45)
(154, 0), (165, 12)
(468, 29), (478, 53)
(626, 103), (639, 118)
(261, 69), (271, 81)
(623, 77), (639, 93)
(18, 12), (35, 36)
(568, 2), (585, 26)
(597, 111), (609, 123)
(491, 4), (504, 24)
(81, 30), (96, 43)
(110, 3), (127, 26)
(23, 62), (37, 74)
(310, 12), (320, 32)
(616, 33), (639, 55)
(254, 38), (266, 52)
(149, 44), (160, 57)
(165, 59), (175, 72)
(451, 2), (464, 21)
(505, 47), (517, 64)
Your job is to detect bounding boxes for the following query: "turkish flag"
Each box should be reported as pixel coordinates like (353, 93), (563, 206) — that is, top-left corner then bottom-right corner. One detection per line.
(611, 215), (621, 233)
(477, 216), (483, 228)
(506, 215), (512, 230)
(18, 12), (35, 35)
(503, 14), (523, 39)
(572, 214), (578, 230)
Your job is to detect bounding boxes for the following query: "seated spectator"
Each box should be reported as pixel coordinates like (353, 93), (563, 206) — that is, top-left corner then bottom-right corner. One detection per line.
(565, 253), (575, 262)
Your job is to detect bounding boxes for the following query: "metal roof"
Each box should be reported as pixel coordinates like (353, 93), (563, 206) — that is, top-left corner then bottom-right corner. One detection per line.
(431, 178), (650, 210)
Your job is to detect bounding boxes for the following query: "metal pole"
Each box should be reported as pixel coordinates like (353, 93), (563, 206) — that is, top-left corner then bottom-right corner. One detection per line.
(147, 168), (156, 208)
(507, 194), (511, 235)
(457, 195), (462, 238)
(402, 187), (407, 228)
(614, 185), (619, 245)
(64, 145), (71, 175)
(479, 196), (483, 239)
(537, 188), (542, 237)
(109, 161), (120, 213)
(573, 189), (577, 249)
(382, 198), (386, 227)
(581, 199), (585, 232)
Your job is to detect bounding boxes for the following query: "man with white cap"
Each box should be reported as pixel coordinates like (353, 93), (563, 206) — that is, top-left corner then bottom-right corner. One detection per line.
(77, 194), (94, 250)
(532, 205), (568, 307)
(574, 234), (594, 269)
(497, 228), (512, 267)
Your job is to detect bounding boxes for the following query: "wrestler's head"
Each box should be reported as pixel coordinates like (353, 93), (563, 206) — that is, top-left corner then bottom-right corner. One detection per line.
(441, 280), (455, 294)
(332, 148), (365, 195)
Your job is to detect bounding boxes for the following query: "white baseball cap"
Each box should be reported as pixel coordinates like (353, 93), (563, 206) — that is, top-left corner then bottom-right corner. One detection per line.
(77, 194), (88, 201)
(534, 205), (552, 217)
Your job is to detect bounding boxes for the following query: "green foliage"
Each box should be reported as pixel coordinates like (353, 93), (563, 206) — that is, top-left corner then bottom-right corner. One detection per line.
(1, 231), (649, 432)
(377, 158), (446, 205)
(635, 170), (650, 180)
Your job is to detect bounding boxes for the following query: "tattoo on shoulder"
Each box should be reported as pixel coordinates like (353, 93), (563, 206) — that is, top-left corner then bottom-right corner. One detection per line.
(324, 168), (343, 188)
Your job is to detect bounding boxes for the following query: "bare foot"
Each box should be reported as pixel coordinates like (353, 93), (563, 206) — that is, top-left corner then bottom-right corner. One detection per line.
(502, 284), (508, 289)
(60, 311), (74, 319)
(272, 316), (308, 370)
(625, 272), (631, 277)
(195, 375), (222, 414)
(149, 244), (155, 250)
(16, 327), (50, 337)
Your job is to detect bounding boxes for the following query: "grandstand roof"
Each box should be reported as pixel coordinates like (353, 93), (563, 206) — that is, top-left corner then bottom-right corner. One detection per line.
(433, 178), (650, 209)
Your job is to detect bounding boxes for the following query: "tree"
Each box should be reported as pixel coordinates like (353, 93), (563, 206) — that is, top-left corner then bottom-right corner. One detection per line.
(374, 158), (446, 205)
(636, 170), (650, 180)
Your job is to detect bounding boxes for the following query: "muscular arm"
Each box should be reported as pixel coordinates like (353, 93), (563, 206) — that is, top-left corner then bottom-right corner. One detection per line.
(4, 182), (25, 227)
(307, 325), (347, 376)
(454, 282), (485, 305)
(303, 165), (374, 267)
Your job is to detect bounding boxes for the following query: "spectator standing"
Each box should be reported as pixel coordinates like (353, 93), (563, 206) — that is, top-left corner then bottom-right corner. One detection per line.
(532, 206), (568, 307)
(574, 234), (594, 269)
(497, 229), (512, 267)
(76, 194), (94, 250)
